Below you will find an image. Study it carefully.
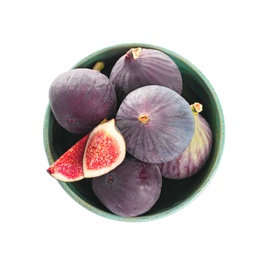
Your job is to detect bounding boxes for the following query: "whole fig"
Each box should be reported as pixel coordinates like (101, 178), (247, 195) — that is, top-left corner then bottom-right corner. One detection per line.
(49, 67), (117, 134)
(159, 102), (213, 179)
(116, 85), (195, 164)
(92, 155), (162, 217)
(110, 47), (183, 105)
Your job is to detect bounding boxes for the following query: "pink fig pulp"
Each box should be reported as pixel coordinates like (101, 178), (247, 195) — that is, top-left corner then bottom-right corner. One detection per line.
(83, 119), (126, 178)
(47, 133), (89, 182)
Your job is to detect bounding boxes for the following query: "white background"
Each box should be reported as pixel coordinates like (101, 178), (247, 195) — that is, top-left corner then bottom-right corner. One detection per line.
(1, 0), (267, 259)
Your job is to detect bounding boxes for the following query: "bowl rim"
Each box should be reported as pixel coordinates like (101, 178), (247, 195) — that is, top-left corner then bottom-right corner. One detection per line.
(43, 42), (225, 222)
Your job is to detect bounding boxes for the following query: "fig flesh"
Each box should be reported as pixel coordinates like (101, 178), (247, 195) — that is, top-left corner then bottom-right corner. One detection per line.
(49, 67), (117, 134)
(47, 133), (89, 182)
(110, 47), (183, 105)
(92, 155), (162, 217)
(83, 119), (126, 178)
(159, 103), (213, 179)
(115, 85), (195, 164)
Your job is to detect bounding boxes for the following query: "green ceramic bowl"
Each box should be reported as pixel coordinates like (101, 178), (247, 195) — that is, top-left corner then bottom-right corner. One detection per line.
(43, 43), (225, 222)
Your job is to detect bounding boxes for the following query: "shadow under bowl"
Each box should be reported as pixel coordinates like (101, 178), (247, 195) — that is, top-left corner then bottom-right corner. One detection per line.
(43, 43), (225, 222)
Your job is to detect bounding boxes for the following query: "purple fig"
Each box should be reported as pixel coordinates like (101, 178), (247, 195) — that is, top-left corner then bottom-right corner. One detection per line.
(92, 155), (162, 217)
(49, 65), (117, 134)
(109, 47), (183, 105)
(159, 102), (213, 179)
(115, 85), (195, 164)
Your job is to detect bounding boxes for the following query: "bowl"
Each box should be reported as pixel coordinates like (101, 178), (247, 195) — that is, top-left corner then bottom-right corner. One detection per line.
(43, 43), (225, 222)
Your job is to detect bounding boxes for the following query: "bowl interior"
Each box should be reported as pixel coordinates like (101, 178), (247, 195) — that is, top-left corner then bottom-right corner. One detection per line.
(43, 43), (225, 222)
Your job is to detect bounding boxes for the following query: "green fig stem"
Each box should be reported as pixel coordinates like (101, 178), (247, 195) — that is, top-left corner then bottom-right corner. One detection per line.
(92, 61), (105, 72)
(126, 47), (142, 60)
(100, 118), (108, 124)
(191, 102), (203, 115)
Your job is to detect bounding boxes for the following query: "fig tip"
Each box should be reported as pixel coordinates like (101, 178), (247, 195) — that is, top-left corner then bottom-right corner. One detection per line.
(125, 47), (142, 60)
(191, 102), (203, 114)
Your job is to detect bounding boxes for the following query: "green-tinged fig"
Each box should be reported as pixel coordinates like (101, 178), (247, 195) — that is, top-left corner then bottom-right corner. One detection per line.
(83, 119), (126, 178)
(159, 102), (213, 179)
(115, 85), (195, 164)
(49, 65), (117, 134)
(110, 47), (183, 105)
(46, 134), (89, 182)
(92, 155), (162, 217)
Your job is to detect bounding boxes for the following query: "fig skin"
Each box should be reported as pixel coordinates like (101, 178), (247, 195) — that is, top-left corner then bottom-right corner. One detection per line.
(83, 119), (126, 178)
(109, 47), (183, 105)
(92, 155), (162, 217)
(49, 68), (117, 134)
(159, 103), (213, 179)
(116, 85), (195, 164)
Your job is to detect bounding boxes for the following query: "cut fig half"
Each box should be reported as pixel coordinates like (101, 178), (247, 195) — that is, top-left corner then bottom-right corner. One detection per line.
(47, 133), (89, 182)
(83, 119), (126, 178)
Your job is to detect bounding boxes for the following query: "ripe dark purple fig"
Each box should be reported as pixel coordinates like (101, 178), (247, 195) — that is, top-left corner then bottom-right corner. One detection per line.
(109, 47), (183, 105)
(92, 155), (162, 217)
(159, 103), (213, 179)
(49, 66), (117, 134)
(115, 85), (195, 164)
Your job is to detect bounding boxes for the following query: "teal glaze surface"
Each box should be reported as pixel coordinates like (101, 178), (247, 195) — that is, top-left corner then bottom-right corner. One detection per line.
(43, 43), (225, 222)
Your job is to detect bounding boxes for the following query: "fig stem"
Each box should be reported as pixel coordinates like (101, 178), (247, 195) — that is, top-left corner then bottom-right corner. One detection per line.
(100, 118), (108, 124)
(92, 61), (105, 72)
(126, 47), (142, 60)
(191, 102), (203, 115)
(138, 114), (149, 124)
